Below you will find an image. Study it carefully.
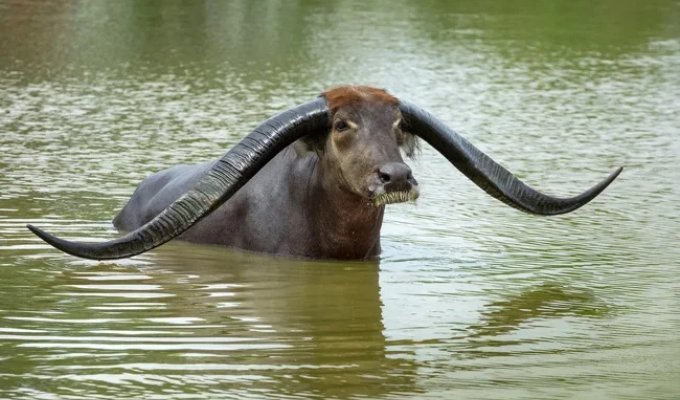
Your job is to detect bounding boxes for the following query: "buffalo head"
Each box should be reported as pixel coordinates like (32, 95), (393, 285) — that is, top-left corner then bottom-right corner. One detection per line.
(295, 86), (419, 206)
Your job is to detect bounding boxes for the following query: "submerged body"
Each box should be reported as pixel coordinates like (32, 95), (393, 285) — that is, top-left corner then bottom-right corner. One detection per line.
(113, 147), (386, 259)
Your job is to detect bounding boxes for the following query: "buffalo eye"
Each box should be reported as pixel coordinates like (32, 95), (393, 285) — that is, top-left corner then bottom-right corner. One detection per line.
(334, 120), (349, 132)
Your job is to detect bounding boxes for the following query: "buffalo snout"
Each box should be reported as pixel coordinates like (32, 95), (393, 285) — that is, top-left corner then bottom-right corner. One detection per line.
(377, 162), (417, 192)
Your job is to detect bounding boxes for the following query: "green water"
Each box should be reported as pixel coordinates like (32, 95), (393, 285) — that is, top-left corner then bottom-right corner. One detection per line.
(1, 1), (679, 399)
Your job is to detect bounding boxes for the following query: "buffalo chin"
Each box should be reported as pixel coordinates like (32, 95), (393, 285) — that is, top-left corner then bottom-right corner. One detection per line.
(372, 190), (419, 207)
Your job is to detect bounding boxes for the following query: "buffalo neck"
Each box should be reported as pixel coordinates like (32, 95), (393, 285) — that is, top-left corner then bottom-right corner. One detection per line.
(304, 155), (385, 260)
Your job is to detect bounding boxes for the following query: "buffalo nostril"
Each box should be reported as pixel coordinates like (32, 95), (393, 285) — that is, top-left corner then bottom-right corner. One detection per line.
(378, 162), (412, 185)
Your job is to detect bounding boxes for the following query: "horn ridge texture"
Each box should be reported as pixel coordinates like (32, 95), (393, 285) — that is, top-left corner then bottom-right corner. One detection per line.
(28, 97), (330, 260)
(399, 100), (622, 215)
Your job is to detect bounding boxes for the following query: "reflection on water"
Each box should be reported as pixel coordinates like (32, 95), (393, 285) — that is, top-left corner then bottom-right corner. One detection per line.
(1, 246), (417, 398)
(1, 0), (679, 399)
(467, 283), (608, 340)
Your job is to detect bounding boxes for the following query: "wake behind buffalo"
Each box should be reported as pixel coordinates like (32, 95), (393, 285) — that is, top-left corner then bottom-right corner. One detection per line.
(28, 86), (622, 260)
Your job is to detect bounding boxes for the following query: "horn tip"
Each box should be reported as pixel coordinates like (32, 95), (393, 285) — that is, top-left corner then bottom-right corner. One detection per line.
(27, 224), (67, 251)
(27, 224), (49, 241)
(606, 166), (624, 185)
(560, 165), (624, 215)
(27, 224), (92, 260)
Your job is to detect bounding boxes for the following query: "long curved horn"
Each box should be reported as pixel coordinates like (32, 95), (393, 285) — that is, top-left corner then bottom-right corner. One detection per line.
(28, 97), (330, 260)
(399, 101), (622, 215)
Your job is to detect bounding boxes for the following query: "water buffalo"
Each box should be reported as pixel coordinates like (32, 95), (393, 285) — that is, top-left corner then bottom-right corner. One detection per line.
(28, 86), (622, 260)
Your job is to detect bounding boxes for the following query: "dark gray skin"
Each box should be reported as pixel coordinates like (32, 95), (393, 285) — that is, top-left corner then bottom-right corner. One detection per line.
(113, 101), (418, 259)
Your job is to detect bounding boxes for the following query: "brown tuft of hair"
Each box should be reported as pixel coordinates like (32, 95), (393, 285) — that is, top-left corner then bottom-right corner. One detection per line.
(322, 85), (399, 112)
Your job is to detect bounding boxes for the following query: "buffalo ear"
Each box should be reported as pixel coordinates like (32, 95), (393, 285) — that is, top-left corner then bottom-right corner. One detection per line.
(294, 132), (327, 156)
(400, 131), (420, 159)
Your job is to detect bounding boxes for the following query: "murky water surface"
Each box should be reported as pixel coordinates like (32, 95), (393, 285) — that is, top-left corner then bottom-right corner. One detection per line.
(1, 1), (679, 399)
